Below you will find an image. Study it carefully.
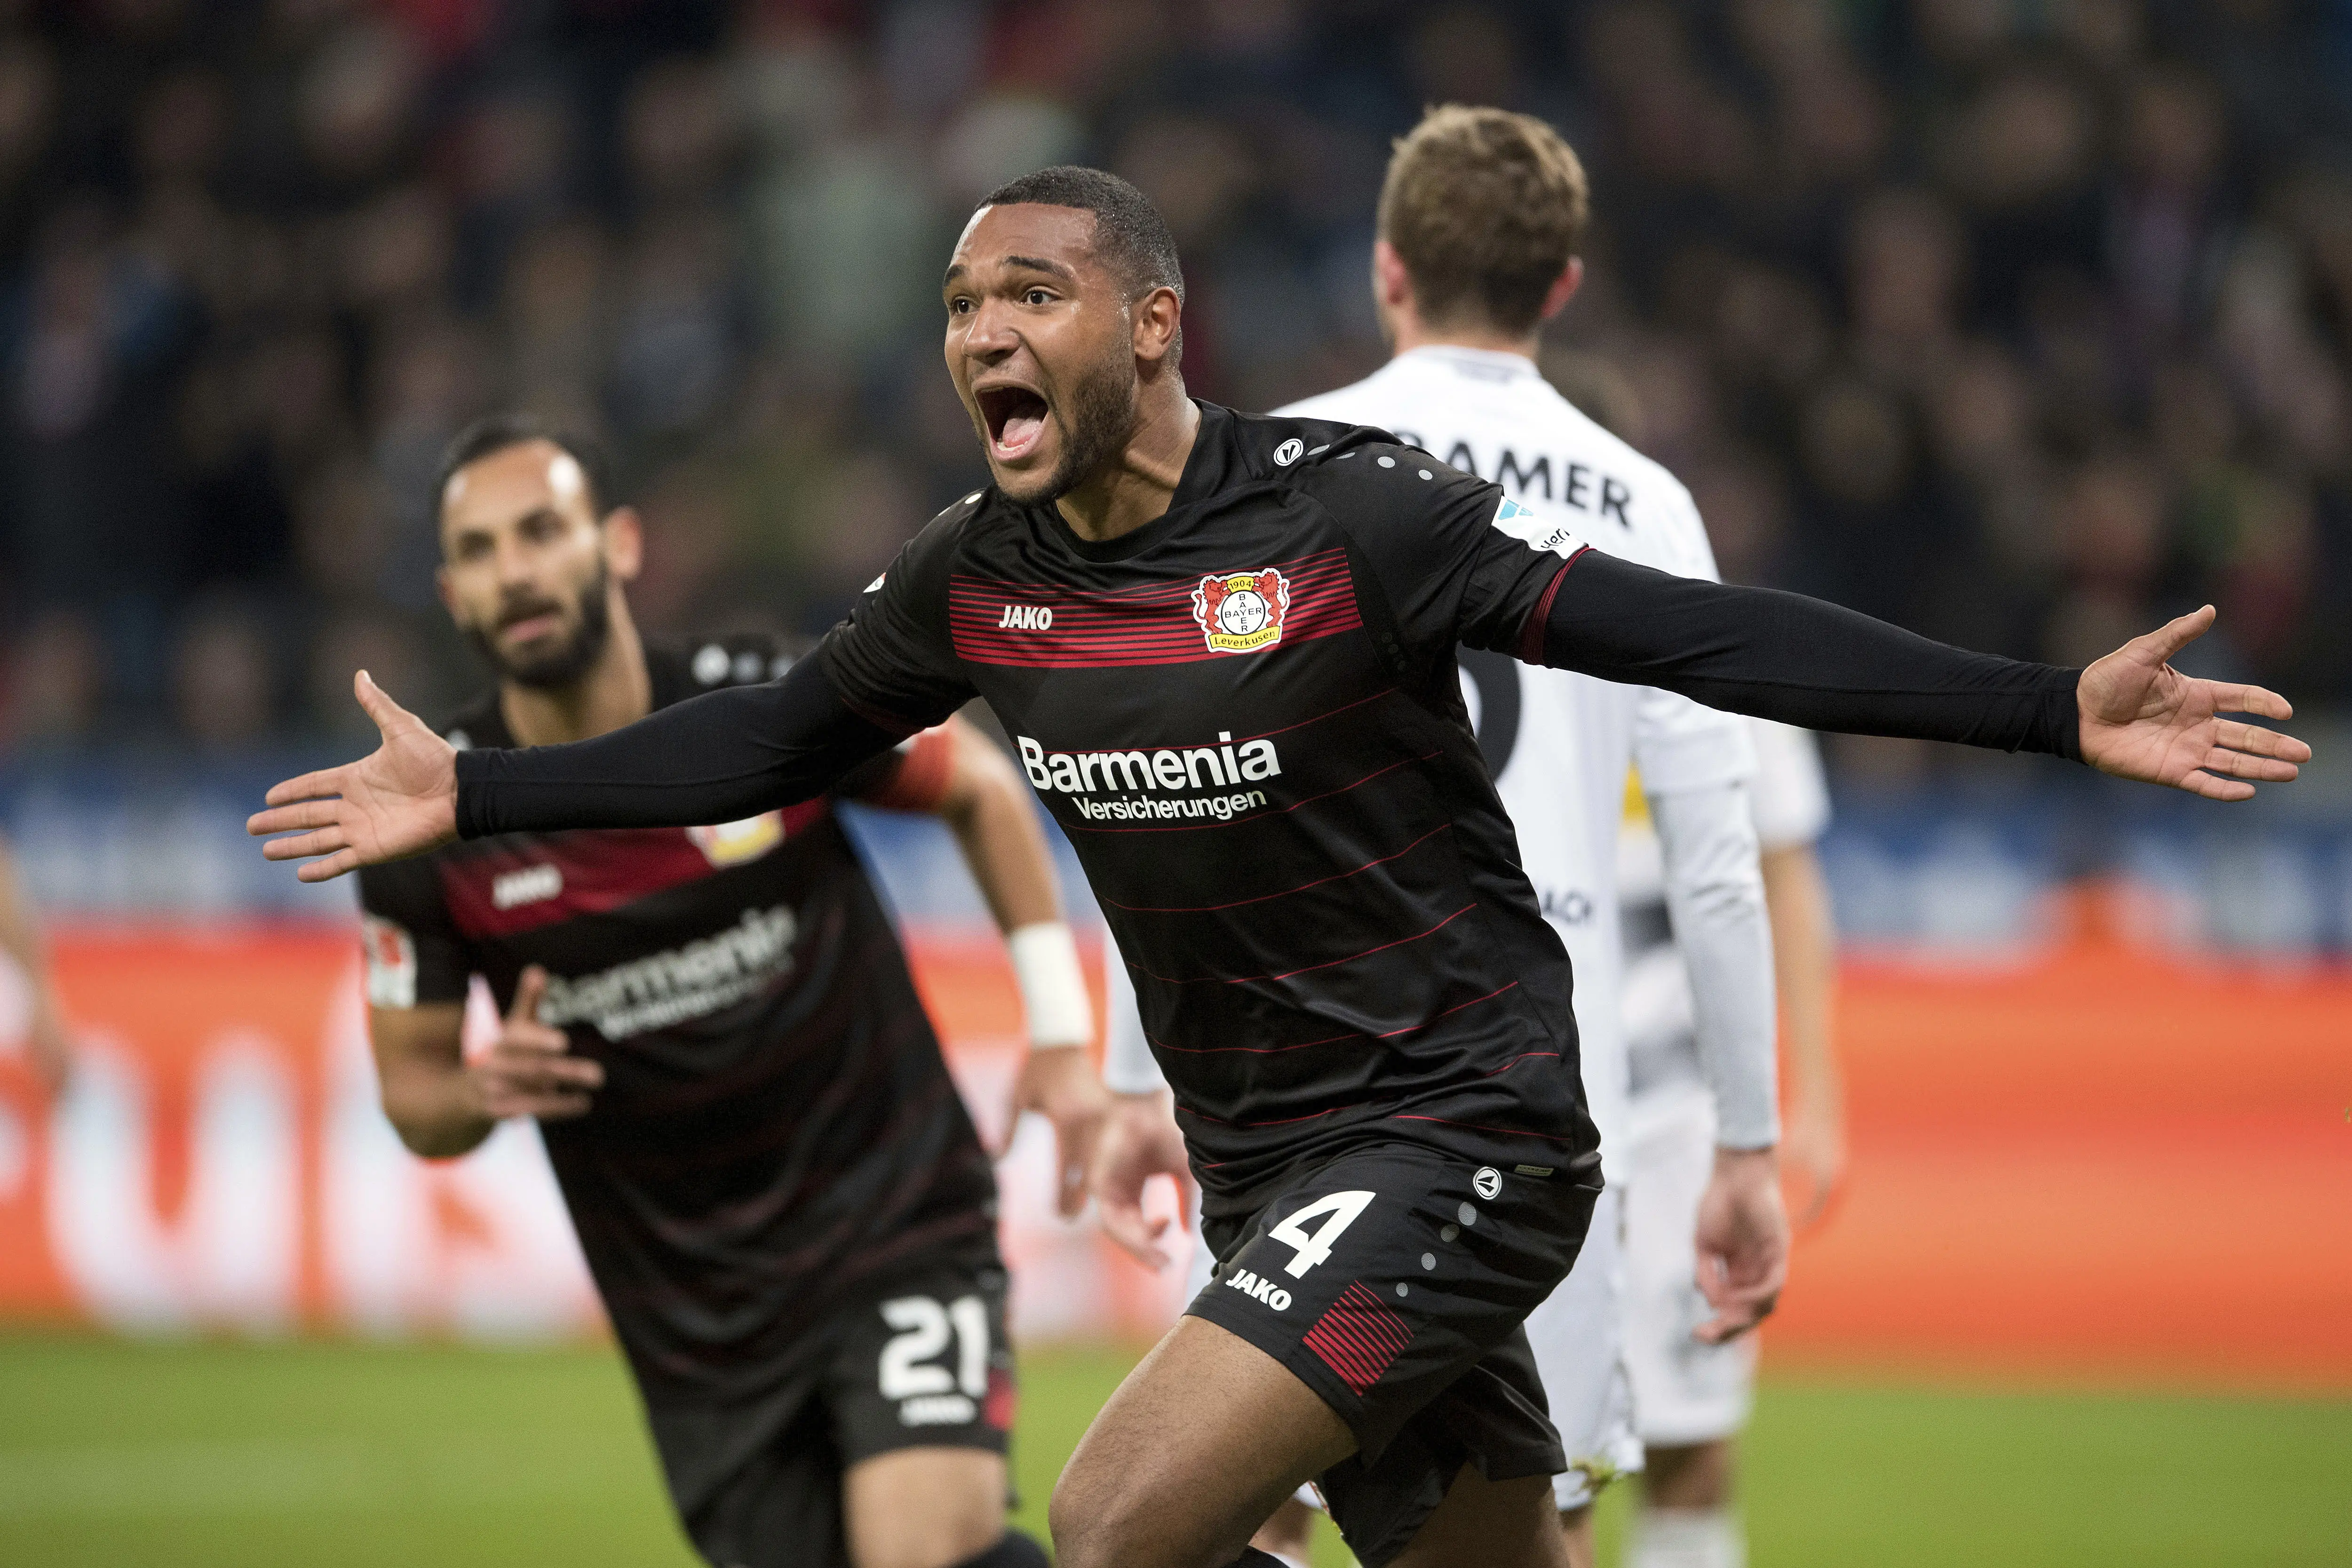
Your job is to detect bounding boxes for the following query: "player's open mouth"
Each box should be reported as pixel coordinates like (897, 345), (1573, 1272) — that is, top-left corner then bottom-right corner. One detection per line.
(977, 384), (1050, 463)
(499, 605), (564, 643)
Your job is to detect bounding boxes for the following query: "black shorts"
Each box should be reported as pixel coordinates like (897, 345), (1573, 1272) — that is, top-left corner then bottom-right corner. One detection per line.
(1186, 1141), (1602, 1568)
(644, 1258), (1014, 1568)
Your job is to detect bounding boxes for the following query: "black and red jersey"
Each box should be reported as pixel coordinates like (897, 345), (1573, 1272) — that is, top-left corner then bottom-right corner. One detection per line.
(820, 404), (1602, 1223)
(356, 640), (996, 1405)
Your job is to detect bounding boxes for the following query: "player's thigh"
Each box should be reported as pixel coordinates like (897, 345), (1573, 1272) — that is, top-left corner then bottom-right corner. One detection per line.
(1521, 1183), (1642, 1512)
(1623, 1085), (1755, 1447)
(670, 1396), (850, 1568)
(1384, 1465), (1569, 1568)
(1052, 1313), (1355, 1568)
(826, 1258), (1017, 1568)
(842, 1447), (1006, 1568)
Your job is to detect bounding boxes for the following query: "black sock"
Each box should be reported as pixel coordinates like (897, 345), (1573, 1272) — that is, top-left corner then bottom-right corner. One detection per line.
(950, 1528), (1049, 1568)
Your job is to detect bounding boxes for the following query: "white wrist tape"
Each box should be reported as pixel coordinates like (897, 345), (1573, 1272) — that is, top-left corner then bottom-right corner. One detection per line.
(1009, 921), (1093, 1049)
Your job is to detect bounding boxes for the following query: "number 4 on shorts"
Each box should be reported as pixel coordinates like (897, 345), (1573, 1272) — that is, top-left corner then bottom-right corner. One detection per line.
(1266, 1190), (1376, 1278)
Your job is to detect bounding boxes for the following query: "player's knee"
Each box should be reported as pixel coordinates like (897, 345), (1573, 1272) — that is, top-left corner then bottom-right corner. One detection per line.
(1046, 1472), (1158, 1568)
(1641, 1440), (1733, 1511)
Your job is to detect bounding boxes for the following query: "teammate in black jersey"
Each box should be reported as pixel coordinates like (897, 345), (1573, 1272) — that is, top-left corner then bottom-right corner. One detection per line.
(350, 419), (1100, 1568)
(254, 172), (2307, 1568)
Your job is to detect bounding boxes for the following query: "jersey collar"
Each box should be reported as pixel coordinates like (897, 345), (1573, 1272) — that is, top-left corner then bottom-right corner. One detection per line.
(1395, 344), (1542, 382)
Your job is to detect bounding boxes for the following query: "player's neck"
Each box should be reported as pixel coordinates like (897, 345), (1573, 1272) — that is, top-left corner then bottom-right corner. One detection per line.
(498, 600), (652, 747)
(1053, 386), (1201, 545)
(1387, 311), (1541, 364)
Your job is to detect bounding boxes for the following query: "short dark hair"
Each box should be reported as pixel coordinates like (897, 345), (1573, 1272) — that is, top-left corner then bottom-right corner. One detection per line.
(979, 165), (1185, 306)
(434, 414), (615, 521)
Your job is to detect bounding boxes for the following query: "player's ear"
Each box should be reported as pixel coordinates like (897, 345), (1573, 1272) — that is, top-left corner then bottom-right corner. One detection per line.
(1538, 256), (1584, 325)
(1133, 284), (1181, 367)
(1372, 240), (1414, 312)
(602, 506), (644, 582)
(434, 564), (457, 620)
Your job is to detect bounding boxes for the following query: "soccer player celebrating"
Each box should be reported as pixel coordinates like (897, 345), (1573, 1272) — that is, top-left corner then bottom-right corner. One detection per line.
(350, 417), (1097, 1568)
(1094, 105), (1787, 1568)
(253, 171), (2304, 1568)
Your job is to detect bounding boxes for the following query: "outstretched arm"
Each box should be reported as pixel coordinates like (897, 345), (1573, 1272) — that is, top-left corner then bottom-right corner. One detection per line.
(251, 658), (900, 880)
(1533, 554), (2308, 798)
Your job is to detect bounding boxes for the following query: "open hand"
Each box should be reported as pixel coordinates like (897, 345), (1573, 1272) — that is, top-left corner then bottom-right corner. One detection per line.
(1090, 1090), (1192, 1270)
(1000, 1044), (1112, 1217)
(2079, 608), (2311, 800)
(470, 966), (604, 1122)
(248, 671), (459, 881)
(1692, 1146), (1790, 1344)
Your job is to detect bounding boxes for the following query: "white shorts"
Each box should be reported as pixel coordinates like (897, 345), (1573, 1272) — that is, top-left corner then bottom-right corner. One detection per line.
(1622, 1078), (1756, 1446)
(1522, 1181), (1643, 1509)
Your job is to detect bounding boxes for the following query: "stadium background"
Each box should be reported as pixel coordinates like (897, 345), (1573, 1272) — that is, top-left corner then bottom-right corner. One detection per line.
(0, 1), (2346, 1563)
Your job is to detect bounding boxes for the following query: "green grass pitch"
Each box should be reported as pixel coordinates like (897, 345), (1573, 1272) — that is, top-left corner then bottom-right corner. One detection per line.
(0, 1336), (2344, 1566)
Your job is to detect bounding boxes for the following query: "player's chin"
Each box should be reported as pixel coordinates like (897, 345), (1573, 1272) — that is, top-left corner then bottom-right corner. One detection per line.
(987, 438), (1064, 504)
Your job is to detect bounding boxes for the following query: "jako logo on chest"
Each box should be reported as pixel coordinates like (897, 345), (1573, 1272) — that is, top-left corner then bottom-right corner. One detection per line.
(998, 603), (1053, 631)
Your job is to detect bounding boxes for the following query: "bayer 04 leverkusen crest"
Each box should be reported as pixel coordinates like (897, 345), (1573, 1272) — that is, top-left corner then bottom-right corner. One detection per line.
(1191, 567), (1291, 654)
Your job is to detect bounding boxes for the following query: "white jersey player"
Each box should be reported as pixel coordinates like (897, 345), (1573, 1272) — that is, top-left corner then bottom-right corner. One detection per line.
(1619, 718), (1839, 1568)
(1096, 106), (1789, 1568)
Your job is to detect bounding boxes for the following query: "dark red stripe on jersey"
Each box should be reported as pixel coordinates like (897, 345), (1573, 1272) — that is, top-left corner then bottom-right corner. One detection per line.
(947, 549), (1363, 668)
(1144, 981), (1519, 1055)
(1303, 1282), (1414, 1394)
(435, 801), (827, 939)
(1100, 823), (1453, 913)
(1135, 903), (1475, 987)
(1516, 553), (1585, 664)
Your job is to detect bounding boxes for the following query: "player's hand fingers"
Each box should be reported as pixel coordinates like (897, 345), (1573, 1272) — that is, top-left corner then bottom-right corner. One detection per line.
(2205, 683), (2294, 724)
(2214, 717), (2309, 760)
(489, 1088), (594, 1122)
(1097, 1192), (1172, 1270)
(261, 826), (347, 862)
(249, 798), (343, 837)
(262, 767), (349, 811)
(2133, 604), (2216, 666)
(353, 669), (413, 736)
(1052, 1107), (1106, 1218)
(295, 848), (364, 882)
(507, 966), (549, 1026)
(2177, 768), (2256, 803)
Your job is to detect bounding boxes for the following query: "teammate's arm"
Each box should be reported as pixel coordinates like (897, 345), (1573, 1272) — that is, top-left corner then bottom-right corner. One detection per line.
(0, 832), (71, 1092)
(925, 718), (1110, 1215)
(1648, 781), (1789, 1343)
(1763, 839), (1841, 1226)
(368, 967), (604, 1159)
(1533, 554), (2307, 795)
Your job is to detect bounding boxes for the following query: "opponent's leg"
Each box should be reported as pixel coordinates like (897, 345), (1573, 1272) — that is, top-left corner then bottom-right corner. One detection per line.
(1558, 1501), (1596, 1568)
(1631, 1440), (1741, 1568)
(1248, 1494), (1319, 1565)
(843, 1448), (1017, 1568)
(1049, 1315), (1355, 1568)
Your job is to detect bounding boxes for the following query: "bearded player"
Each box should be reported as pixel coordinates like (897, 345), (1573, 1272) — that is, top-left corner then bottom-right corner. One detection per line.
(254, 170), (2305, 1568)
(1093, 107), (1784, 1568)
(351, 417), (1100, 1568)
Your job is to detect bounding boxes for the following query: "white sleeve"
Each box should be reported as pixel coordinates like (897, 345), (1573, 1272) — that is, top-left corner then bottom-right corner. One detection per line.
(1099, 942), (1168, 1095)
(1746, 719), (1831, 852)
(1648, 781), (1779, 1149)
(1626, 480), (1757, 796)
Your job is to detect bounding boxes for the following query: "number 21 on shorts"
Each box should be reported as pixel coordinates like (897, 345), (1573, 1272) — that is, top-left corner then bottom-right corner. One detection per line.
(1266, 1190), (1375, 1278)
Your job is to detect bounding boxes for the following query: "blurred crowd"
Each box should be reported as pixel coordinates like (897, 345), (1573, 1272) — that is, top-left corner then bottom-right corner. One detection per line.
(1, 0), (2349, 750)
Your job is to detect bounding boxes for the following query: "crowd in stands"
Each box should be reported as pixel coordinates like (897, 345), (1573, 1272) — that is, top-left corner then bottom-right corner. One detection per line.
(1, 0), (2348, 757)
